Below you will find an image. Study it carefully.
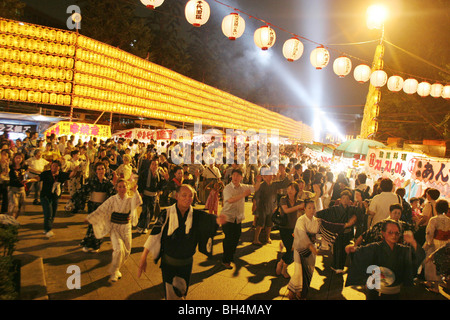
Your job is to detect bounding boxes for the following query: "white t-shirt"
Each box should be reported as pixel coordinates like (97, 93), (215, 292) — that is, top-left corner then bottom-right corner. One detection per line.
(369, 192), (402, 227)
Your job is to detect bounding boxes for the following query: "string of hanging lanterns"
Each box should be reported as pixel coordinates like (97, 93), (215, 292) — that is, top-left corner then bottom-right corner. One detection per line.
(143, 0), (450, 100)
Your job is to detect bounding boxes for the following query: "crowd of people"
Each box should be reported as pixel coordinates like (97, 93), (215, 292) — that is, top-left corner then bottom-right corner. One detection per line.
(0, 129), (449, 300)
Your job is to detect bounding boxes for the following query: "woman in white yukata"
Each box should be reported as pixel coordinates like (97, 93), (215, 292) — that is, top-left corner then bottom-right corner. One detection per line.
(288, 199), (320, 300)
(86, 179), (143, 282)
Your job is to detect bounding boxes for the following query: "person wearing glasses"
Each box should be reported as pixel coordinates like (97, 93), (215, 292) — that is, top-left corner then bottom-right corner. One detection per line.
(345, 219), (425, 300)
(349, 203), (415, 247)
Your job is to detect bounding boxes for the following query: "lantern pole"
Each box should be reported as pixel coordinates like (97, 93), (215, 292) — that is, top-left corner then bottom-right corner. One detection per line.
(360, 4), (387, 139)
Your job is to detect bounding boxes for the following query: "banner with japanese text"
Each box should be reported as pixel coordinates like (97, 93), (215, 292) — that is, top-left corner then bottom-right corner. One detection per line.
(45, 121), (111, 139)
(412, 158), (450, 185)
(365, 147), (423, 188)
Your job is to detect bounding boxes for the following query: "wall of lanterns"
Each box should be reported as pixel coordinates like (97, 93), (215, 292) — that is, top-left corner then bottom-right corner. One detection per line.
(0, 18), (314, 141)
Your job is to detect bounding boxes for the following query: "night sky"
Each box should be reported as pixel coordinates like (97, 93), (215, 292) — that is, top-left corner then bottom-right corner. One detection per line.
(20, 0), (450, 141)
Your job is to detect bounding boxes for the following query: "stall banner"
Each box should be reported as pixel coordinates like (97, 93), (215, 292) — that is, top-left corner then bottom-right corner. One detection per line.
(0, 124), (37, 134)
(113, 128), (155, 142)
(45, 121), (111, 138)
(112, 128), (176, 142)
(412, 158), (450, 185)
(365, 147), (423, 187)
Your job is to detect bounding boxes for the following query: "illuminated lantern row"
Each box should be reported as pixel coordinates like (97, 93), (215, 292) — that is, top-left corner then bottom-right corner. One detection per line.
(181, 3), (448, 100)
(0, 20), (75, 107)
(0, 19), (309, 139)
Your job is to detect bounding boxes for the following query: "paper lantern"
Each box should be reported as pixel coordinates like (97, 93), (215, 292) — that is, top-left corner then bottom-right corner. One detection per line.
(417, 82), (431, 97)
(430, 83), (443, 98)
(254, 26), (276, 50)
(140, 0), (164, 9)
(370, 70), (387, 88)
(333, 56), (352, 77)
(387, 75), (404, 92)
(282, 38), (304, 62)
(310, 45), (330, 69)
(221, 13), (245, 40)
(403, 78), (418, 94)
(442, 85), (450, 99)
(353, 64), (371, 83)
(185, 0), (210, 27)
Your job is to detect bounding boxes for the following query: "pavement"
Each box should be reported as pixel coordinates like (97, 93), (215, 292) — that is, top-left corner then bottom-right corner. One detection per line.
(10, 194), (450, 301)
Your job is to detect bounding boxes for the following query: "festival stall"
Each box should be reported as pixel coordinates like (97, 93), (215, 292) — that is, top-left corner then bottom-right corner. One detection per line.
(44, 121), (111, 144)
(364, 147), (449, 200)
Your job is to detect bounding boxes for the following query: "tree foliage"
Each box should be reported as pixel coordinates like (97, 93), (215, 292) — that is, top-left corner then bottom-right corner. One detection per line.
(0, 0), (26, 20)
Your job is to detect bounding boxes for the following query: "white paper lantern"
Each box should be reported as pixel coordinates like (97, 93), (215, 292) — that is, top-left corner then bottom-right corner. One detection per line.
(140, 0), (164, 9)
(430, 83), (443, 98)
(333, 56), (352, 77)
(310, 45), (330, 69)
(222, 13), (245, 40)
(185, 0), (210, 27)
(442, 85), (450, 99)
(417, 82), (431, 97)
(353, 64), (371, 83)
(370, 70), (387, 88)
(387, 75), (404, 92)
(403, 78), (418, 94)
(282, 38), (304, 61)
(254, 26), (276, 50)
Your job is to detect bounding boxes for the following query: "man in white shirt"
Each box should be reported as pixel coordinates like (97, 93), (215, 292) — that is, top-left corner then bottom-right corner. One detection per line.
(368, 178), (402, 228)
(219, 168), (260, 269)
(26, 149), (49, 205)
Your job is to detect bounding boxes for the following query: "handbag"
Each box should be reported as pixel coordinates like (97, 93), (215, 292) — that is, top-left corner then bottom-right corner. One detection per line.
(271, 206), (287, 226)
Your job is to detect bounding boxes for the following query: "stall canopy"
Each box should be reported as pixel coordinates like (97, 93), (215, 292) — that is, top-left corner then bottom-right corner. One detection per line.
(334, 139), (386, 159)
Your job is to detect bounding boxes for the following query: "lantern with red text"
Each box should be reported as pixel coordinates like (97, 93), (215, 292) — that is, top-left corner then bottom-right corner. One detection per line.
(310, 46), (330, 69)
(282, 38), (304, 62)
(403, 78), (418, 94)
(417, 82), (431, 97)
(185, 0), (210, 27)
(370, 70), (387, 88)
(387, 75), (403, 92)
(353, 64), (371, 83)
(254, 26), (276, 50)
(140, 0), (164, 9)
(222, 13), (245, 40)
(442, 85), (450, 99)
(333, 56), (352, 77)
(430, 83), (443, 98)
